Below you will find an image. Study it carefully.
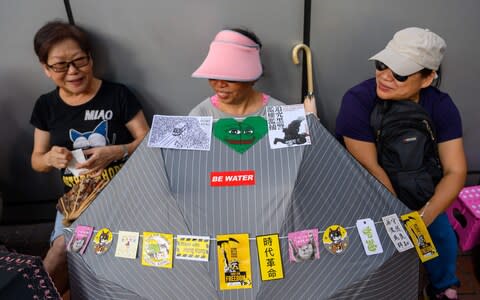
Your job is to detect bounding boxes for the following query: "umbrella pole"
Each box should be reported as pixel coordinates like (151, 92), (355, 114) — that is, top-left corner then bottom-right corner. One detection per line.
(292, 43), (314, 97)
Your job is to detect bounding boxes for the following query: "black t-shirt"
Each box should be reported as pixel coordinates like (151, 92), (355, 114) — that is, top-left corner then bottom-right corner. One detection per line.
(30, 80), (143, 190)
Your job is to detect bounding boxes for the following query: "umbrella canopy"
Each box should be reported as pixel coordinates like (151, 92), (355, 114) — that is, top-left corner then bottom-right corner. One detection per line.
(0, 251), (60, 299)
(68, 115), (418, 299)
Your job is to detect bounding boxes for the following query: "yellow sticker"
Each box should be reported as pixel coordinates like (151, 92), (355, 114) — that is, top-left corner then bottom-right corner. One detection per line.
(217, 233), (252, 290)
(256, 234), (284, 281)
(141, 232), (174, 268)
(175, 235), (210, 262)
(92, 227), (113, 255)
(400, 211), (438, 263)
(322, 225), (348, 255)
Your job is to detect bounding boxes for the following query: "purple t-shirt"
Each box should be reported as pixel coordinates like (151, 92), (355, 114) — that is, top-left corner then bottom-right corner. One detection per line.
(335, 78), (462, 144)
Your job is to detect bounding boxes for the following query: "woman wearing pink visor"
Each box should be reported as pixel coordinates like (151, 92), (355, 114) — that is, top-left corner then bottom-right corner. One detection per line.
(189, 28), (286, 118)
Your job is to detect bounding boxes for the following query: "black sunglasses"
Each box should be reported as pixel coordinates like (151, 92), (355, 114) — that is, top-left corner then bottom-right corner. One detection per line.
(47, 56), (90, 73)
(374, 60), (410, 82)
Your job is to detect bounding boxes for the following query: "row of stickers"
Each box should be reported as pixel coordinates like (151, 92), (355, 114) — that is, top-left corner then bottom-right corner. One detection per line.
(146, 104), (312, 153)
(67, 211), (437, 290)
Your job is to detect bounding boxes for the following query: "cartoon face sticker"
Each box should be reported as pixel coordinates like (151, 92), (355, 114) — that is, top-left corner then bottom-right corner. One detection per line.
(70, 238), (86, 253)
(297, 242), (314, 260)
(213, 116), (268, 153)
(322, 225), (349, 255)
(70, 120), (109, 149)
(93, 228), (113, 255)
(287, 229), (320, 262)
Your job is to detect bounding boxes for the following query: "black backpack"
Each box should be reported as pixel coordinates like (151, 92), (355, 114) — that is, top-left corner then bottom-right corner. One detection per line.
(370, 100), (443, 210)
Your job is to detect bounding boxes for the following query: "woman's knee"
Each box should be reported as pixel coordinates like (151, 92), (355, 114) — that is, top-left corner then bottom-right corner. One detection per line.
(50, 236), (67, 257)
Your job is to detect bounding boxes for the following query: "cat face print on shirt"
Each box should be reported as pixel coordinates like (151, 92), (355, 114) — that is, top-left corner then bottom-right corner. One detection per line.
(69, 120), (109, 149)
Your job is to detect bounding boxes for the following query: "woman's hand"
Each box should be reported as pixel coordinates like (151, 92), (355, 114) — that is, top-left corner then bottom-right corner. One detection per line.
(303, 94), (318, 117)
(46, 146), (72, 169)
(77, 145), (124, 176)
(74, 111), (149, 177)
(32, 128), (73, 172)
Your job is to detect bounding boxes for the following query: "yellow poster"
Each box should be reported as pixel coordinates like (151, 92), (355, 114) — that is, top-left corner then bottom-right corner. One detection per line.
(141, 232), (174, 268)
(400, 211), (438, 263)
(256, 234), (284, 281)
(216, 233), (252, 290)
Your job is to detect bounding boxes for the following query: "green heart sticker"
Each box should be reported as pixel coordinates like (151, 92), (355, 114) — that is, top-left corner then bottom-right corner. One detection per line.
(213, 116), (268, 153)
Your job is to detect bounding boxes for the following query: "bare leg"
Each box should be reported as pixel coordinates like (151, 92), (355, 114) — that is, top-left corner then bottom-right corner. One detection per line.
(43, 235), (69, 295)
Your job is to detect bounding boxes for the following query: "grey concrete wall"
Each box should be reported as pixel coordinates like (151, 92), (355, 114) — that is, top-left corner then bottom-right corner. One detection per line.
(70, 0), (305, 121)
(310, 0), (480, 180)
(0, 0), (67, 210)
(0, 0), (305, 221)
(1, 1), (479, 222)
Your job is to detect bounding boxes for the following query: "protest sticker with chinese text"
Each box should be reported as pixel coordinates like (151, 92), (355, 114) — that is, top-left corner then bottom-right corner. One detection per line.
(288, 228), (320, 261)
(382, 214), (414, 252)
(256, 234), (284, 281)
(356, 218), (383, 255)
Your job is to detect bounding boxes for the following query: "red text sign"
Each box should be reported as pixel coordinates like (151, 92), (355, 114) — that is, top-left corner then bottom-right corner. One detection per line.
(210, 170), (256, 187)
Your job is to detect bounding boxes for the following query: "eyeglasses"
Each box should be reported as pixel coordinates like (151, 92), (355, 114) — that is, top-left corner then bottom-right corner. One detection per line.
(374, 60), (410, 82)
(46, 56), (90, 73)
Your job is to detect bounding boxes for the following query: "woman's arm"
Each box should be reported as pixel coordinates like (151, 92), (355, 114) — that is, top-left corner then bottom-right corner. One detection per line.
(343, 136), (396, 195)
(78, 110), (149, 174)
(420, 138), (467, 226)
(123, 110), (150, 156)
(31, 128), (72, 172)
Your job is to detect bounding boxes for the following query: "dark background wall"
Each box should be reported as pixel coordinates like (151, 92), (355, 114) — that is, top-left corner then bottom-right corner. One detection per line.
(0, 0), (69, 222)
(309, 0), (480, 177)
(0, 0), (478, 223)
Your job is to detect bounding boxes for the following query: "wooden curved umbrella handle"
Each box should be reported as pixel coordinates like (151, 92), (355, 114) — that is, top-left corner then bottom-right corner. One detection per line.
(292, 43), (313, 96)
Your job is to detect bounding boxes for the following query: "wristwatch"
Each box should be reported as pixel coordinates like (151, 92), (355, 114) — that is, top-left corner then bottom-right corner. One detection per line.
(121, 144), (129, 159)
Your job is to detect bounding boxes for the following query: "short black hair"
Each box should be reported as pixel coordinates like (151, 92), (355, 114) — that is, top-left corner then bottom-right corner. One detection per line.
(226, 28), (262, 49)
(34, 20), (91, 64)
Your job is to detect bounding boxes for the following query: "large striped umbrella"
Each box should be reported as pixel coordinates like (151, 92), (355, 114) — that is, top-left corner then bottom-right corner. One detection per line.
(67, 115), (418, 299)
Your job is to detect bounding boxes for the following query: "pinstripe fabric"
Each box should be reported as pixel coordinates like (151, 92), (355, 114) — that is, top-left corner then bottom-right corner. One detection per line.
(68, 115), (418, 299)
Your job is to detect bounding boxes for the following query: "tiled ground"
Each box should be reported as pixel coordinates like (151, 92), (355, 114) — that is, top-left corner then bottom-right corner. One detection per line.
(418, 247), (480, 299)
(1, 222), (479, 299)
(455, 249), (480, 299)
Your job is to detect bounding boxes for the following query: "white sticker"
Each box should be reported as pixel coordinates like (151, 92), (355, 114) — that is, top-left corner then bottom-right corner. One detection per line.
(382, 214), (414, 252)
(356, 218), (383, 255)
(67, 149), (88, 176)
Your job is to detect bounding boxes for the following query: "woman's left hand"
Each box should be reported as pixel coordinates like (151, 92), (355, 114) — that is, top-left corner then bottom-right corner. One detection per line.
(76, 146), (122, 176)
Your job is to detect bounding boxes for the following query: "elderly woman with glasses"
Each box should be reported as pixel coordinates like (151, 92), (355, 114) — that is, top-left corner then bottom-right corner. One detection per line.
(30, 20), (149, 295)
(189, 28), (316, 118)
(336, 27), (466, 299)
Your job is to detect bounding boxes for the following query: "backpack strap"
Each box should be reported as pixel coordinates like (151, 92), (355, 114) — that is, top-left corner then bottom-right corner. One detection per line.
(370, 100), (391, 142)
